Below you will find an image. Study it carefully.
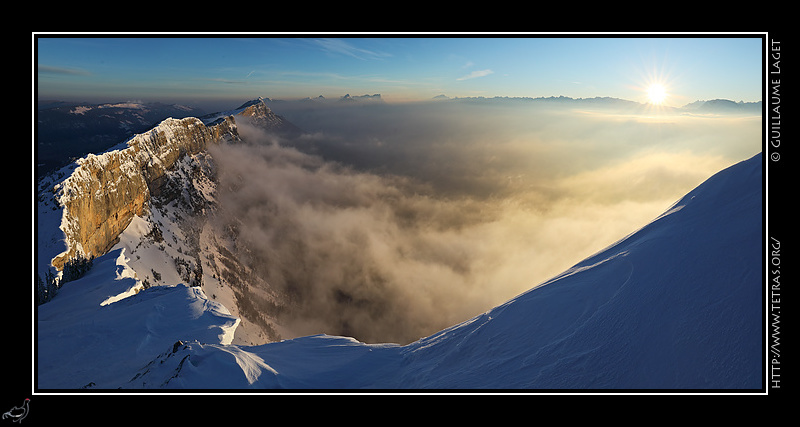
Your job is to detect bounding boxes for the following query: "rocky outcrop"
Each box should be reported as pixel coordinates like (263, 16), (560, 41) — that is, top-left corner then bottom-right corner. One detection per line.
(49, 99), (288, 271)
(51, 115), (238, 270)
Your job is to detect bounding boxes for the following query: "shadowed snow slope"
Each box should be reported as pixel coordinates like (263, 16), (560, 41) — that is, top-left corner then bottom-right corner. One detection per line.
(37, 249), (240, 390)
(36, 152), (762, 390)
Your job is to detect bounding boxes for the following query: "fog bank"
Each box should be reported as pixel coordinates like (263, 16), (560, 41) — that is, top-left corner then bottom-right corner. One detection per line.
(209, 100), (761, 344)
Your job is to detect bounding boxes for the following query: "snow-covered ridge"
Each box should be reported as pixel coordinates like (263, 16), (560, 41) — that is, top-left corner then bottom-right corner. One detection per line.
(37, 152), (763, 390)
(37, 247), (240, 389)
(198, 97), (269, 125)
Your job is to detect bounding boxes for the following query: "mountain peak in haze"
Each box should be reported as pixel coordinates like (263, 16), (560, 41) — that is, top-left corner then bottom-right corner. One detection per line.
(339, 93), (383, 102)
(681, 98), (763, 113)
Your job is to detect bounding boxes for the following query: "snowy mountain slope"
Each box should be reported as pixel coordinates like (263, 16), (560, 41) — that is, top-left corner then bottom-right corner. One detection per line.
(390, 150), (763, 389)
(403, 154), (750, 388)
(37, 152), (763, 390)
(36, 248), (240, 389)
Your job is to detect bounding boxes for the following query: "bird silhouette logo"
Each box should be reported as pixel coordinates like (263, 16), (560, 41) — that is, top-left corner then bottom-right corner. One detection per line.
(2, 399), (29, 423)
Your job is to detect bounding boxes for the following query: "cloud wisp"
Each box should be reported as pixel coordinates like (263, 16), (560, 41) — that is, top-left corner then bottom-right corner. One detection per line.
(312, 38), (392, 61)
(38, 64), (92, 76)
(457, 69), (494, 81)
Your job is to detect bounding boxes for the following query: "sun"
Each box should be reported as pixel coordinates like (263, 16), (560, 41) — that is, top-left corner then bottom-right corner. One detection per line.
(646, 83), (668, 105)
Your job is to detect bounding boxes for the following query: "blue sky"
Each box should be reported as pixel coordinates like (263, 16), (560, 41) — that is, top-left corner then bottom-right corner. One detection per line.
(36, 35), (764, 110)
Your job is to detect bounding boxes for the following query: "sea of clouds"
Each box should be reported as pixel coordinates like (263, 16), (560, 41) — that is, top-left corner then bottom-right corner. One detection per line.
(208, 99), (761, 344)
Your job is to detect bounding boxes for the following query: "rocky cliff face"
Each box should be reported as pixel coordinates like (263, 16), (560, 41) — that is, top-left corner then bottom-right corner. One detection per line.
(46, 99), (286, 271)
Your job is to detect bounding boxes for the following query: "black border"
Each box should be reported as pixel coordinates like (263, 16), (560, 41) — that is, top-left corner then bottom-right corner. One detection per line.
(25, 31), (780, 422)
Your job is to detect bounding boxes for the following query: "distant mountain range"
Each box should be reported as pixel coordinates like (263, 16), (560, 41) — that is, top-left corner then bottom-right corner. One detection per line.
(680, 98), (763, 113)
(35, 95), (761, 179)
(433, 94), (763, 111)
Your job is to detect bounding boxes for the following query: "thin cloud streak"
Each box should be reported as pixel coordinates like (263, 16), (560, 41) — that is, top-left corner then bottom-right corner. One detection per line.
(312, 38), (392, 61)
(38, 64), (91, 76)
(457, 69), (494, 81)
